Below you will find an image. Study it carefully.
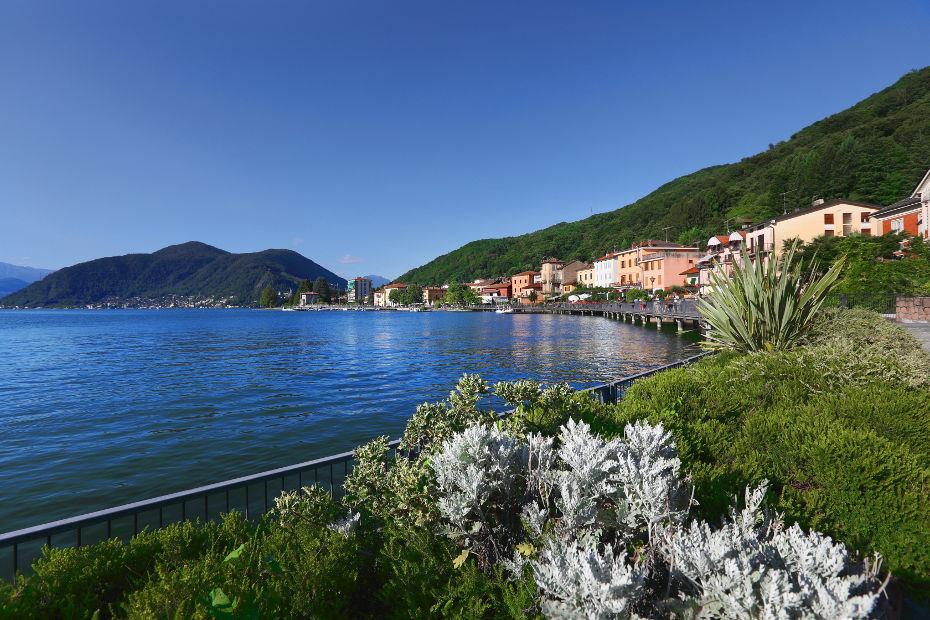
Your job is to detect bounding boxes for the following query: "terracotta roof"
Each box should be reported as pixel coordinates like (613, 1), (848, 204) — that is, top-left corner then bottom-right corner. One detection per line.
(512, 270), (539, 277)
(708, 235), (729, 245)
(383, 283), (407, 289)
(679, 266), (700, 276)
(541, 257), (565, 264)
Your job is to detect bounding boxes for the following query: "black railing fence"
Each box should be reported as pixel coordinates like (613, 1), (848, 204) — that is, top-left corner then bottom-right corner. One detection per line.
(823, 291), (897, 315)
(0, 350), (712, 581)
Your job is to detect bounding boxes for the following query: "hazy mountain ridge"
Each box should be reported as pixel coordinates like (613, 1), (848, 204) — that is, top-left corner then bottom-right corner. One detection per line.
(0, 262), (52, 283)
(398, 67), (930, 284)
(362, 275), (391, 288)
(1, 242), (347, 307)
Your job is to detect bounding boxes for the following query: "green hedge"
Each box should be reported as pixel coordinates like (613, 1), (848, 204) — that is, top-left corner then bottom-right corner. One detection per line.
(610, 311), (930, 591)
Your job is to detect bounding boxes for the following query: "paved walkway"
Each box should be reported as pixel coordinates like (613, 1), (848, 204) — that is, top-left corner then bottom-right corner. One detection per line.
(901, 321), (930, 354)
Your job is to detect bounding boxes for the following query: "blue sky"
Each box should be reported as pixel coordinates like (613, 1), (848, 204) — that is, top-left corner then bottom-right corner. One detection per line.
(1, 1), (928, 278)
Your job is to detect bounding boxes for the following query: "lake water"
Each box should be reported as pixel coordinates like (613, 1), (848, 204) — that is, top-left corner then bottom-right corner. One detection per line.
(0, 309), (699, 532)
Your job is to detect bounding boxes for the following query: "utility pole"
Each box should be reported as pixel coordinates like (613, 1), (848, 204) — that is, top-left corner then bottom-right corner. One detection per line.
(780, 188), (796, 215)
(724, 218), (734, 233)
(662, 226), (673, 242)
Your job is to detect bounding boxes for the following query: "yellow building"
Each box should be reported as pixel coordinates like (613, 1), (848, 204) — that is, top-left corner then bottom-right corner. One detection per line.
(745, 199), (881, 253)
(576, 266), (595, 288)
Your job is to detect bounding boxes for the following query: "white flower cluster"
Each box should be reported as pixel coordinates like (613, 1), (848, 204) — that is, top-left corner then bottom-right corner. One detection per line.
(431, 420), (883, 619)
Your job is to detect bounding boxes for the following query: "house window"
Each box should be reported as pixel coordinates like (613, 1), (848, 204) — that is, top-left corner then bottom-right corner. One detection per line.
(862, 228), (871, 237)
(824, 213), (834, 225)
(860, 212), (870, 222)
(891, 218), (904, 232)
(824, 229), (835, 237)
(842, 213), (852, 236)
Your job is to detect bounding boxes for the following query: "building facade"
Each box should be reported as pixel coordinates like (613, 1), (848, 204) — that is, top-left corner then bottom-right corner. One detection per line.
(557, 260), (591, 292)
(480, 282), (511, 304)
(540, 258), (566, 295)
(374, 283), (407, 307)
(576, 266), (595, 288)
(593, 252), (620, 288)
(422, 287), (445, 305)
(745, 199), (881, 253)
(871, 169), (930, 240)
(511, 271), (539, 299)
(346, 277), (372, 303)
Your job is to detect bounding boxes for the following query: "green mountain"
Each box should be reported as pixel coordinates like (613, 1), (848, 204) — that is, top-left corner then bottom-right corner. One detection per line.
(399, 67), (930, 285)
(1, 242), (347, 307)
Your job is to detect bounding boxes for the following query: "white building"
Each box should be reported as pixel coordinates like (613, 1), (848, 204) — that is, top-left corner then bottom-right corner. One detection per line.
(593, 252), (620, 288)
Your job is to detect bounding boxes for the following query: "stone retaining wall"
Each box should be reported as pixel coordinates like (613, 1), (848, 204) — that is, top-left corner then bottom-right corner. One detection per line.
(896, 296), (930, 323)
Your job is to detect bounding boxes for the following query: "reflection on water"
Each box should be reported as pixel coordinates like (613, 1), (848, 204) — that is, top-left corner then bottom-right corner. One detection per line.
(0, 309), (698, 531)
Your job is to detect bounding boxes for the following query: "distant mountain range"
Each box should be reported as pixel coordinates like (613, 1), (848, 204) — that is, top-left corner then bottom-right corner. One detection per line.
(1, 242), (347, 307)
(399, 66), (930, 284)
(362, 275), (391, 288)
(0, 262), (53, 298)
(0, 261), (53, 282)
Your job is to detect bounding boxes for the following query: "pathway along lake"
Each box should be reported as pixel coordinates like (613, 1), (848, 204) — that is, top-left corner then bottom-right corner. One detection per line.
(0, 309), (699, 532)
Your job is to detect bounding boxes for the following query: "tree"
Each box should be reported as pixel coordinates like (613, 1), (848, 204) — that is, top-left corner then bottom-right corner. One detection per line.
(297, 279), (313, 294)
(312, 277), (331, 303)
(259, 285), (278, 308)
(528, 289), (538, 303)
(388, 289), (403, 305)
(401, 284), (424, 306)
(676, 226), (705, 247)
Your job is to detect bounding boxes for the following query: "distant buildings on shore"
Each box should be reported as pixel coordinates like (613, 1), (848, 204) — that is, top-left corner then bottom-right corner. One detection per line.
(303, 168), (929, 308)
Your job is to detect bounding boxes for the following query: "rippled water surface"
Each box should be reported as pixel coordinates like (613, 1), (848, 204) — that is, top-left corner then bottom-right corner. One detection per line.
(0, 309), (699, 531)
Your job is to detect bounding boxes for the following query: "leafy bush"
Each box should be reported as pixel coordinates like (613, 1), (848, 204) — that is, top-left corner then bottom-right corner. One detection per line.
(613, 310), (930, 592)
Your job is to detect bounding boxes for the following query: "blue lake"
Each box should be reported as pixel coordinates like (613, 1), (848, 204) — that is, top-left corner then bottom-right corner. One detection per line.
(0, 309), (699, 532)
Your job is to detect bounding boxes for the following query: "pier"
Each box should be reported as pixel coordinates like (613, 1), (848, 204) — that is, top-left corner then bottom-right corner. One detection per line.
(470, 300), (705, 332)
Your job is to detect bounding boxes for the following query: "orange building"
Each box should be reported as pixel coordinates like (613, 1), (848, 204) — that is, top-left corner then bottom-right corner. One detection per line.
(871, 167), (929, 239)
(511, 271), (539, 299)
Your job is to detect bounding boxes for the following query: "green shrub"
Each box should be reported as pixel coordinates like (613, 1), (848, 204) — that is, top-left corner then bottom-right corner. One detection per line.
(802, 308), (930, 389)
(375, 525), (537, 619)
(734, 390), (930, 587)
(612, 322), (930, 593)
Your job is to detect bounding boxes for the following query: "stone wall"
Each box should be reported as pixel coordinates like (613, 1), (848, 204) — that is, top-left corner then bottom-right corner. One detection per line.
(896, 296), (930, 323)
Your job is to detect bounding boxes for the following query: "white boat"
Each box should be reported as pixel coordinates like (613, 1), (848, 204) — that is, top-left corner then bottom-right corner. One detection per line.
(495, 308), (514, 314)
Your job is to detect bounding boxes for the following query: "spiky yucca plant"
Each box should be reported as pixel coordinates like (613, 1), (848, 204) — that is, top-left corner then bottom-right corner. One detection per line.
(697, 243), (845, 352)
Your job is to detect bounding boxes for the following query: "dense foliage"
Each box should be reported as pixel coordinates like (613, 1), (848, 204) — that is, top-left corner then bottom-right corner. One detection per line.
(388, 283), (424, 306)
(2, 308), (925, 617)
(798, 233), (930, 312)
(442, 280), (480, 306)
(612, 310), (930, 593)
(399, 67), (930, 284)
(1, 241), (347, 307)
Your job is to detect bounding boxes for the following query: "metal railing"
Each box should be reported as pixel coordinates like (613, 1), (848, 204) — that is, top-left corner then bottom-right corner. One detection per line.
(0, 351), (713, 581)
(540, 300), (702, 321)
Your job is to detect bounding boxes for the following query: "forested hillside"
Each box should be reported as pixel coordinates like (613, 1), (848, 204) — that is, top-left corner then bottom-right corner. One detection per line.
(1, 242), (347, 307)
(399, 67), (930, 284)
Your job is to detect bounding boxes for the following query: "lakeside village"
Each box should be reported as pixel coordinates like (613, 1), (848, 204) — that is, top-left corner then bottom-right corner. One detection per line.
(296, 168), (930, 311)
